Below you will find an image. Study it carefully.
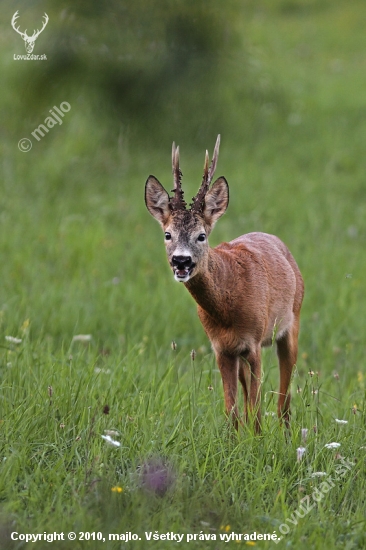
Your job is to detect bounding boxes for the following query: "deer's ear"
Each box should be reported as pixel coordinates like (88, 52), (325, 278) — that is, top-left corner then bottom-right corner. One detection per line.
(203, 177), (229, 227)
(145, 176), (171, 226)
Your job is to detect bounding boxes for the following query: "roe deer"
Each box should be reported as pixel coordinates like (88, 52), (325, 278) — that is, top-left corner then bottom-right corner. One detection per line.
(145, 135), (304, 430)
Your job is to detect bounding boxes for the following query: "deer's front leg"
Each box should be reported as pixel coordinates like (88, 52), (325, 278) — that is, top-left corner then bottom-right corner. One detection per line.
(246, 346), (262, 433)
(216, 352), (239, 429)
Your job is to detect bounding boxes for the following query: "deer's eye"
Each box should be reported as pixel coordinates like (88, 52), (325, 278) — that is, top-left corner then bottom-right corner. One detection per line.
(165, 232), (172, 241)
(197, 233), (206, 242)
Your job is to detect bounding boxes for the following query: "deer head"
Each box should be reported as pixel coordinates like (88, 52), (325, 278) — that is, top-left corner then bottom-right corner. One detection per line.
(11, 11), (49, 54)
(145, 135), (229, 282)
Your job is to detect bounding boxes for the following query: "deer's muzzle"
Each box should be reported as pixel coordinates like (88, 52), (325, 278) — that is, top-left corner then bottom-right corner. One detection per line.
(171, 255), (195, 282)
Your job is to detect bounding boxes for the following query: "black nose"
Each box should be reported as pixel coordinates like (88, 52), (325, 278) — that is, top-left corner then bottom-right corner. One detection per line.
(172, 255), (193, 269)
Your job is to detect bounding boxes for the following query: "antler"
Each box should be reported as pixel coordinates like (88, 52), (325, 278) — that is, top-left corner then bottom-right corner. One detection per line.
(170, 142), (187, 211)
(32, 13), (49, 40)
(11, 11), (27, 39)
(11, 11), (49, 41)
(190, 134), (221, 213)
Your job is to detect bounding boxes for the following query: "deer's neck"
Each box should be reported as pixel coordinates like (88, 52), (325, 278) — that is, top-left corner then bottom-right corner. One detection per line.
(185, 248), (233, 325)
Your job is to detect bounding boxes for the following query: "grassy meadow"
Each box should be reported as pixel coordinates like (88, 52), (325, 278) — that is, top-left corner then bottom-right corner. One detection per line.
(1, 1), (366, 548)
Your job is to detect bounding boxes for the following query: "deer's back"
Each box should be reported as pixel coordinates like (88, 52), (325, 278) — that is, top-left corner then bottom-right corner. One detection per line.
(227, 231), (303, 313)
(203, 232), (304, 352)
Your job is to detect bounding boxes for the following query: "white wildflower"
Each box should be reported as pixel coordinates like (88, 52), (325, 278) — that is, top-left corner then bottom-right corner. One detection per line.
(101, 435), (120, 448)
(301, 428), (309, 442)
(324, 442), (341, 449)
(5, 336), (22, 344)
(94, 367), (111, 374)
(72, 334), (92, 342)
(311, 472), (327, 478)
(335, 419), (348, 424)
(297, 446), (306, 461)
(104, 430), (120, 437)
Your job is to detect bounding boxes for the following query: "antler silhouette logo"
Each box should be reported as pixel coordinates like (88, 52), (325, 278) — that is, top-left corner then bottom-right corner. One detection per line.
(11, 11), (49, 53)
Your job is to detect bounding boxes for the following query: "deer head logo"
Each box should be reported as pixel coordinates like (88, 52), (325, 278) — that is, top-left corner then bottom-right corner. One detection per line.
(11, 11), (49, 54)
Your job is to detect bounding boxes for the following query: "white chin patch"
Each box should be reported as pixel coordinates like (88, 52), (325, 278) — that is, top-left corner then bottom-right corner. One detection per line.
(174, 272), (191, 283)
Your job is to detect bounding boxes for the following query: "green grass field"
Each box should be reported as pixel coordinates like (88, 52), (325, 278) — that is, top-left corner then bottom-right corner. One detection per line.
(1, 1), (366, 548)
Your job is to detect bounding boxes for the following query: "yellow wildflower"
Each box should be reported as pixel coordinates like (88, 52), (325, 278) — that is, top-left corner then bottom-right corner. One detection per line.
(21, 318), (30, 332)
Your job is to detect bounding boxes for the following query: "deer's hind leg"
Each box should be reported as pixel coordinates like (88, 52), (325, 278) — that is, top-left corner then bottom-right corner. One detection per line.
(238, 357), (249, 422)
(276, 319), (300, 428)
(240, 347), (262, 433)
